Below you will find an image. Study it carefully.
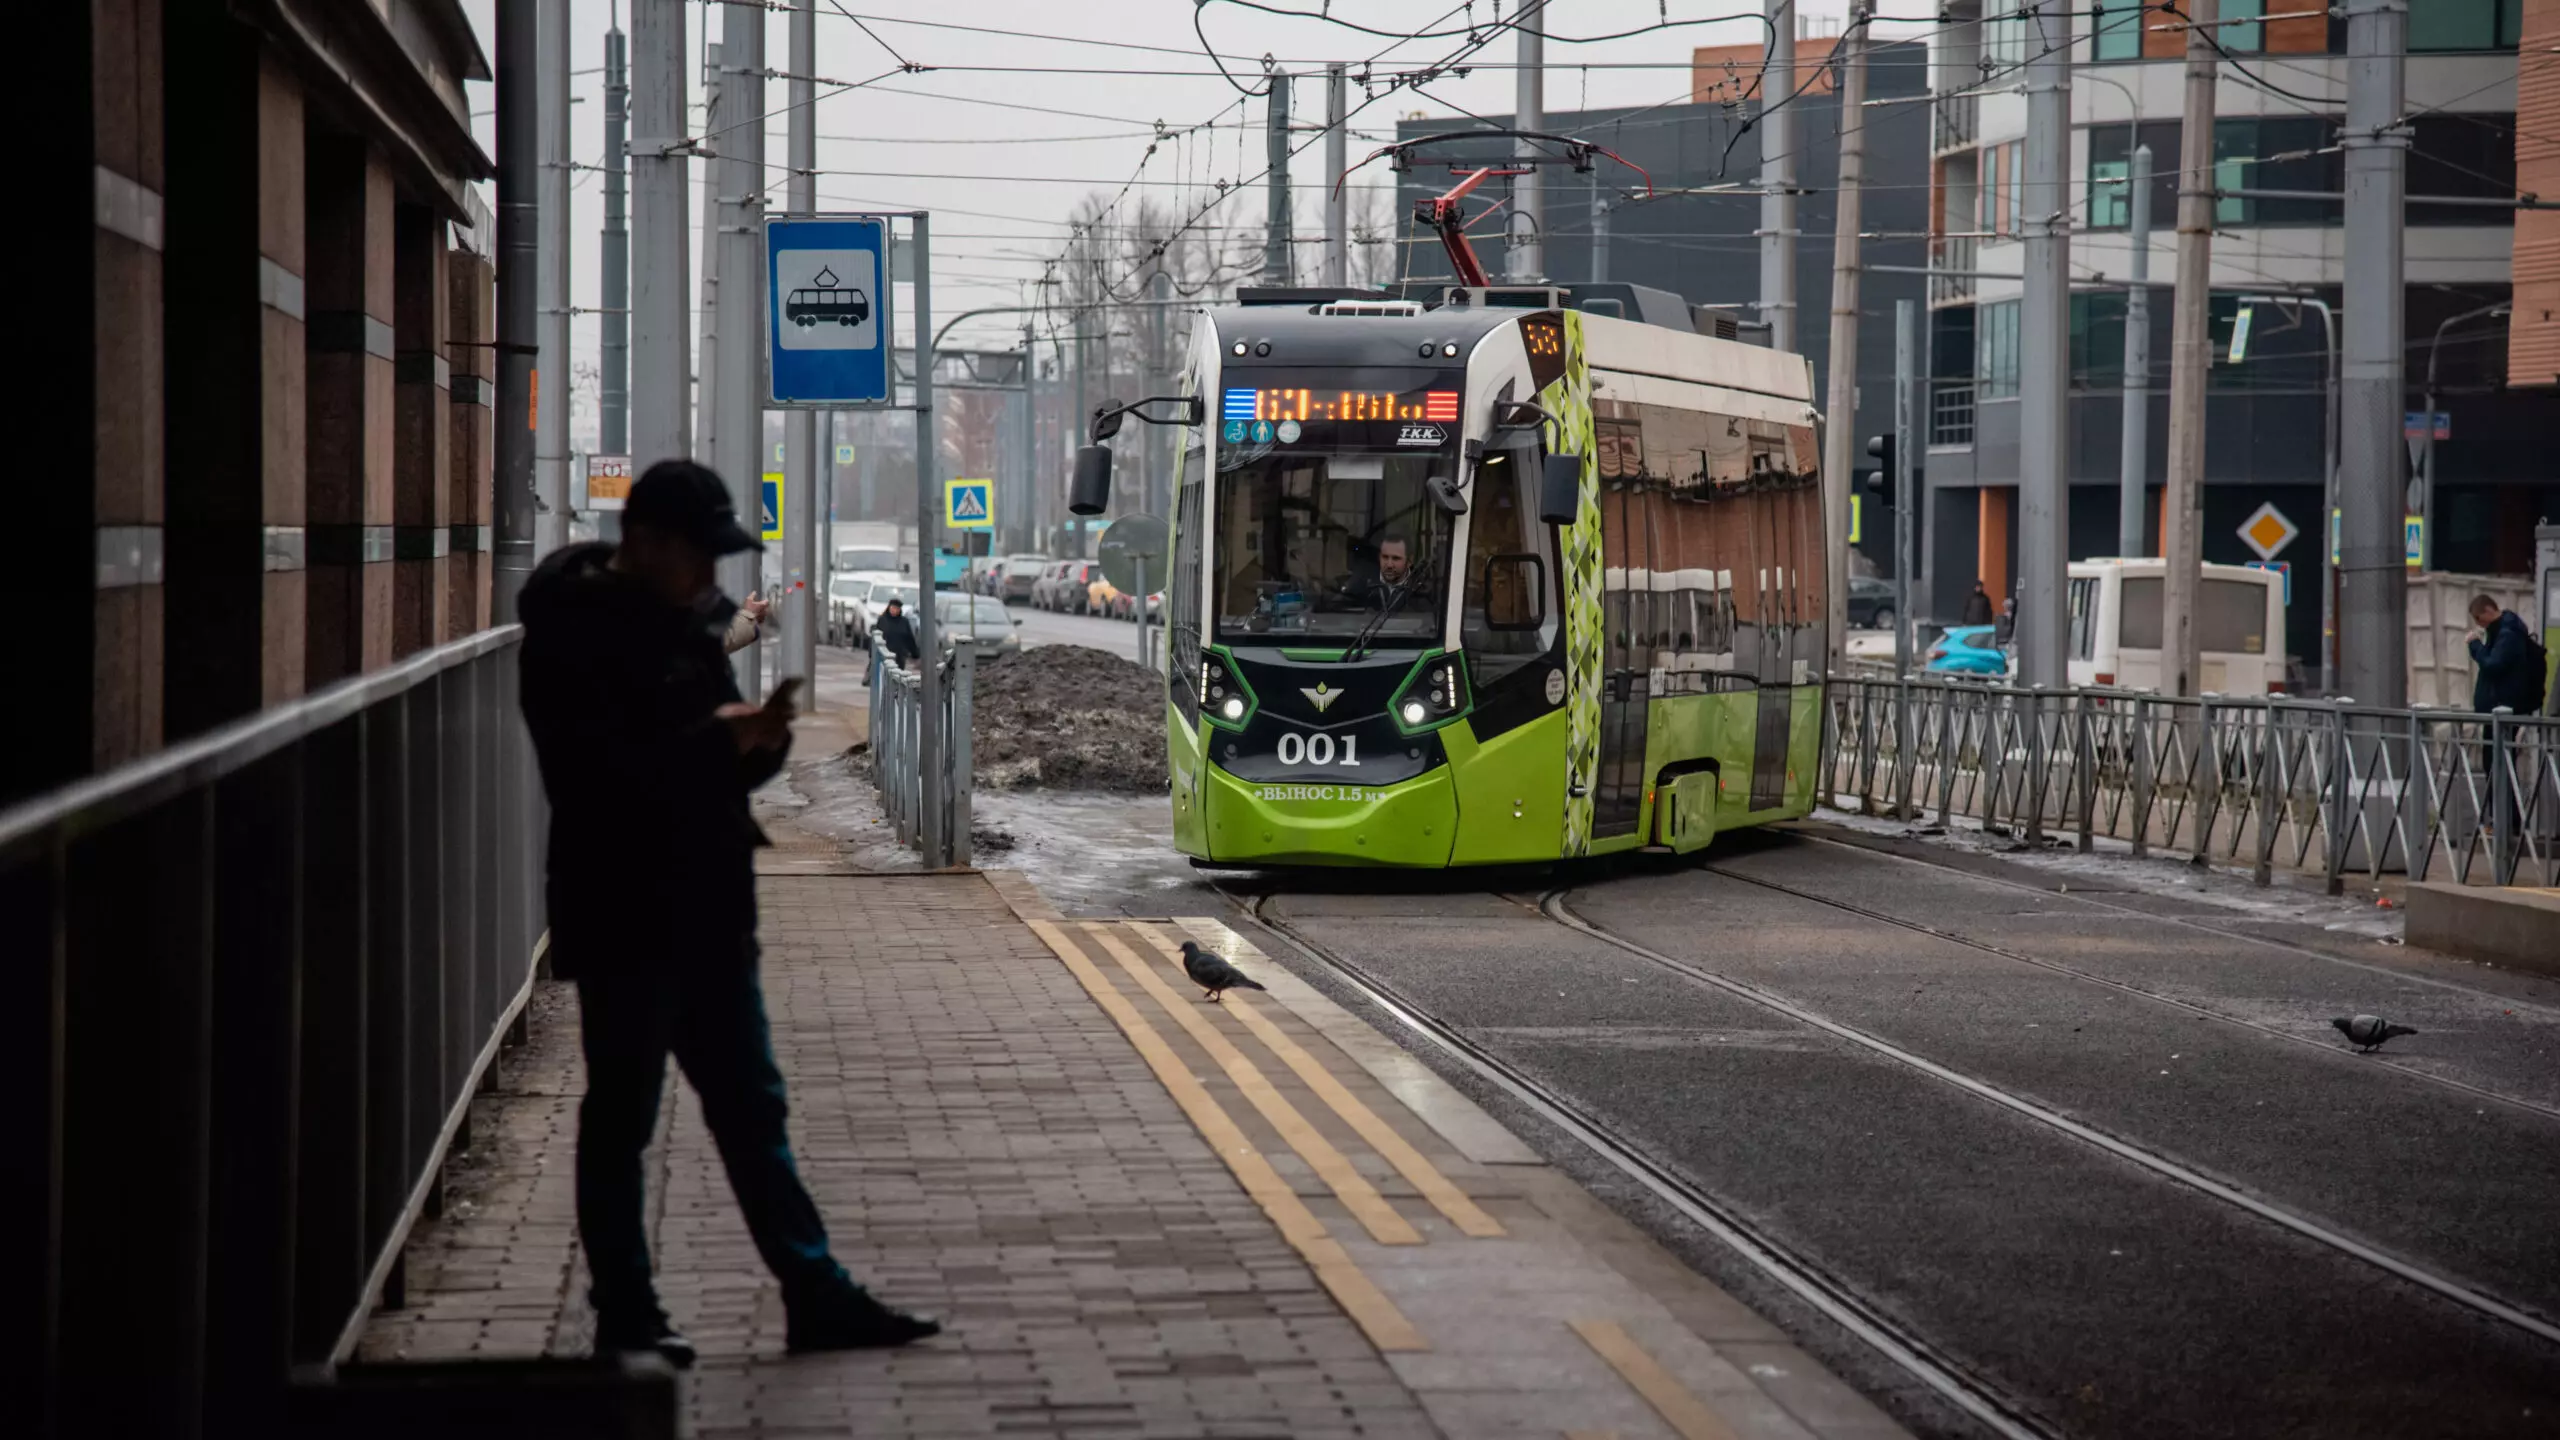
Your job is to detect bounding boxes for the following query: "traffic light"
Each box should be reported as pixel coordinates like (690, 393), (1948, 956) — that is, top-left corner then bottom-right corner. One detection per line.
(1862, 434), (1895, 507)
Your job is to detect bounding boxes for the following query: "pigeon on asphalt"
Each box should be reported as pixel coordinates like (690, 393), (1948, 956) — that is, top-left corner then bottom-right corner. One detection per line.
(2332, 1014), (2418, 1052)
(1179, 941), (1268, 1003)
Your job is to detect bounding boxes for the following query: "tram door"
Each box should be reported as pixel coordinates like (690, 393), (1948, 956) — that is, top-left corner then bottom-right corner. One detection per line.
(1596, 482), (1651, 838)
(1747, 487), (1794, 810)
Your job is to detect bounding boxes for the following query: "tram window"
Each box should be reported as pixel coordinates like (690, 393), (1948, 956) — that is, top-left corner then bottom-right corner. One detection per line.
(1479, 557), (1544, 629)
(1213, 451), (1452, 645)
(1461, 448), (1557, 679)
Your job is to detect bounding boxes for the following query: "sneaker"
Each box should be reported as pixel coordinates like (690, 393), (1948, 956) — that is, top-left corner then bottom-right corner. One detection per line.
(785, 1286), (941, 1353)
(594, 1308), (698, 1369)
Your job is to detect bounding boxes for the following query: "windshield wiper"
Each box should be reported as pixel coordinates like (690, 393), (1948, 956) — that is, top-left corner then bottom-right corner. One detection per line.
(1342, 573), (1422, 663)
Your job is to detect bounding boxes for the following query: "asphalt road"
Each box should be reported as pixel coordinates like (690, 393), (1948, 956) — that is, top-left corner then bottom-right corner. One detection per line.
(1232, 835), (2560, 1440)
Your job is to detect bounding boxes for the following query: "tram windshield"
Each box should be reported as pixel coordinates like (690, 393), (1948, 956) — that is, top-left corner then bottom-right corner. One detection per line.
(1211, 449), (1454, 647)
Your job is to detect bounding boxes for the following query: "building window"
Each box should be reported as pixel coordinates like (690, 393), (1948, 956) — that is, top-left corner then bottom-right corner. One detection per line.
(2010, 142), (2024, 234)
(1977, 300), (2020, 399)
(2409, 0), (2524, 51)
(1985, 0), (2027, 68)
(2222, 0), (2265, 53)
(2087, 122), (2183, 231)
(2069, 291), (2129, 389)
(2092, 2), (2144, 61)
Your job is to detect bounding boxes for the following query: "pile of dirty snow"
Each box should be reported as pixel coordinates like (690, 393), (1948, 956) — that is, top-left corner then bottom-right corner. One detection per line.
(969, 645), (1166, 792)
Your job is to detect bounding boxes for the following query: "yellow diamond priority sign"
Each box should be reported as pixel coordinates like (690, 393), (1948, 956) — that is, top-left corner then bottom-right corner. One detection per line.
(2238, 501), (2298, 562)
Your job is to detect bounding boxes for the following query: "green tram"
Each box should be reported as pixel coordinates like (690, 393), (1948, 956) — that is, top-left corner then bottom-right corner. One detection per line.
(1076, 285), (1829, 867)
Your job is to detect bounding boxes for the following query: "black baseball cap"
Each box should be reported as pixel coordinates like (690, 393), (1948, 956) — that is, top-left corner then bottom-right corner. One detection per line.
(625, 459), (764, 555)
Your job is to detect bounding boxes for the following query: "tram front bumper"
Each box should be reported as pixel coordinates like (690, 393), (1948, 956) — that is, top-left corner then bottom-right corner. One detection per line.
(1201, 765), (1458, 867)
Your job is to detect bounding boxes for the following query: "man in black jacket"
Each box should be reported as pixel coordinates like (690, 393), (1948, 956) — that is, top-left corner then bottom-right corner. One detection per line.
(519, 460), (937, 1366)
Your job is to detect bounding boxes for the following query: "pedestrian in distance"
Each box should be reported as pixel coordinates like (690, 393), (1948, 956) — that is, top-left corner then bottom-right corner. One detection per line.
(517, 459), (940, 1368)
(722, 590), (770, 654)
(875, 595), (921, 668)
(2467, 594), (2549, 715)
(1994, 595), (2018, 648)
(1961, 580), (1994, 627)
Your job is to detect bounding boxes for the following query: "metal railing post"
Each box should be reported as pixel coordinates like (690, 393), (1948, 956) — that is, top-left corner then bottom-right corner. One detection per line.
(2253, 697), (2279, 886)
(2491, 707), (2516, 886)
(949, 649), (975, 868)
(1895, 671), (1916, 820)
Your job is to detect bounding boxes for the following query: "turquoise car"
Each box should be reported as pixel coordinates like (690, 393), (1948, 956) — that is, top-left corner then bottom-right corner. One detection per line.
(1926, 624), (2012, 679)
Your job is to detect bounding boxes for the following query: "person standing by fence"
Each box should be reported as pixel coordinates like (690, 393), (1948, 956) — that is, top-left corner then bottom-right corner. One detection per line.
(518, 459), (939, 1366)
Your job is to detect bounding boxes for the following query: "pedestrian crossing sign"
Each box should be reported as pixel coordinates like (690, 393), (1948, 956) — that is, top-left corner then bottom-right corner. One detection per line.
(761, 473), (783, 542)
(945, 478), (993, 530)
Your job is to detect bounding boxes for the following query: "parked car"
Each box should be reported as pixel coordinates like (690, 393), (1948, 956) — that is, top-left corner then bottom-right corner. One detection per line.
(1034, 560), (1097, 611)
(1924, 624), (2011, 679)
(933, 592), (1022, 661)
(994, 553), (1051, 604)
(1847, 576), (1897, 631)
(1089, 577), (1162, 622)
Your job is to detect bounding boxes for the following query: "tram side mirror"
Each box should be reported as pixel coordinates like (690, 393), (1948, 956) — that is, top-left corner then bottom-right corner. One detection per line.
(1426, 474), (1469, 516)
(1069, 445), (1113, 517)
(1090, 401), (1127, 442)
(1539, 453), (1583, 525)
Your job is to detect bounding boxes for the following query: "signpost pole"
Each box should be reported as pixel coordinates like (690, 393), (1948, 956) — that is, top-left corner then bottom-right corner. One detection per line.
(1136, 557), (1149, 672)
(913, 213), (944, 866)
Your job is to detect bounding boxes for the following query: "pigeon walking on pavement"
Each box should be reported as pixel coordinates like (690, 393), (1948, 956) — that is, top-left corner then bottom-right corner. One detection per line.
(2332, 1014), (2418, 1052)
(1179, 940), (1268, 1003)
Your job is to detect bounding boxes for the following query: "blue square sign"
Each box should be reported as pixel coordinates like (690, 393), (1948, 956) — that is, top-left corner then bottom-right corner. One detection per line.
(766, 215), (891, 406)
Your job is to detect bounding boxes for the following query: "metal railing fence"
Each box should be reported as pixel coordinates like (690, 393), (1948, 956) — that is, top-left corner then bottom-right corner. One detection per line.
(1824, 676), (2560, 891)
(867, 640), (975, 867)
(4, 627), (546, 1437)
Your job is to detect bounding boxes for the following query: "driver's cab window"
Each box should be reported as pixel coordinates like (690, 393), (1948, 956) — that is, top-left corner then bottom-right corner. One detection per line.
(1461, 447), (1559, 683)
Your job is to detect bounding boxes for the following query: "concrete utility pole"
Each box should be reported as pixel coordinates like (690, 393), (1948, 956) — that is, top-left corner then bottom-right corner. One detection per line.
(536, 0), (572, 561)
(2118, 144), (2153, 560)
(629, 0), (686, 468)
(782, 0), (816, 683)
(1265, 72), (1293, 287)
(1149, 268), (1171, 516)
(1760, 0), (1797, 353)
(1592, 189), (1612, 282)
(911, 215), (947, 864)
(2013, 0), (2072, 687)
(1072, 316), (1089, 554)
(1817, 8), (1867, 672)
(493, 0), (539, 621)
(602, 21), (629, 456)
(2160, 0), (2219, 699)
(696, 42), (722, 465)
(2339, 0), (2408, 706)
(714, 4), (763, 691)
(1895, 297), (1917, 674)
(1510, 1), (1546, 282)
(1324, 64), (1348, 287)
(1020, 326), (1038, 550)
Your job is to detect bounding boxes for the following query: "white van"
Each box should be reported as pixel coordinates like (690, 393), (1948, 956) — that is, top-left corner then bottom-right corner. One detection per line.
(2066, 558), (2288, 695)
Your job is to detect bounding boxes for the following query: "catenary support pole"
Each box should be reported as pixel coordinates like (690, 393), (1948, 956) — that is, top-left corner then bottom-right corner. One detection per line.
(1592, 187), (1612, 283)
(695, 42), (721, 464)
(782, 0), (816, 683)
(1021, 325), (1038, 551)
(2161, 0), (2218, 699)
(2118, 144), (2152, 560)
(536, 0), (571, 563)
(1510, 2), (1546, 281)
(2340, 0), (2408, 706)
(629, 1), (686, 468)
(1895, 298), (1917, 675)
(1324, 65), (1348, 286)
(2014, 0), (2072, 686)
(602, 20), (629, 457)
(912, 215), (944, 865)
(1817, 7), (1868, 673)
(1760, 0), (1796, 353)
(493, 0), (539, 621)
(1264, 72), (1292, 287)
(716, 3), (763, 691)
(1149, 269), (1170, 516)
(1072, 316), (1088, 555)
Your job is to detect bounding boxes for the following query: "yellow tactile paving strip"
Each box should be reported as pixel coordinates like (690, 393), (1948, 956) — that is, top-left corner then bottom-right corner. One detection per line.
(1574, 1319), (1746, 1440)
(1126, 919), (1508, 1239)
(1024, 918), (1428, 1353)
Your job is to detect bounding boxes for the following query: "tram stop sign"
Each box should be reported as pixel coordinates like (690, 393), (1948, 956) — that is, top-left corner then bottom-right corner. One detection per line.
(1097, 514), (1170, 596)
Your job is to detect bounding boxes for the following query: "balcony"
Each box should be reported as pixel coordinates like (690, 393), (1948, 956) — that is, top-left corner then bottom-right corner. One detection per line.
(1933, 90), (1978, 155)
(1930, 235), (1978, 306)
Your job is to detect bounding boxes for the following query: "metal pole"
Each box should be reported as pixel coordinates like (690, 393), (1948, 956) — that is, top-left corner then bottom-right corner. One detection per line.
(2118, 144), (2152, 559)
(716, 3), (763, 691)
(1895, 298), (1916, 675)
(782, 0), (816, 683)
(1592, 192), (1612, 283)
(2320, 299), (2339, 692)
(913, 215), (944, 865)
(695, 42), (721, 464)
(2161, 0), (2218, 699)
(1264, 72), (1292, 287)
(2340, 0), (2408, 707)
(1020, 327), (1038, 551)
(1817, 8), (1867, 673)
(1324, 65), (1348, 287)
(2014, 0), (2071, 688)
(537, 0), (571, 563)
(629, 0), (685, 467)
(1149, 269), (1170, 515)
(601, 22), (629, 456)
(1510, 2), (1545, 282)
(1072, 316), (1088, 556)
(1760, 0), (1796, 353)
(493, 0), (539, 622)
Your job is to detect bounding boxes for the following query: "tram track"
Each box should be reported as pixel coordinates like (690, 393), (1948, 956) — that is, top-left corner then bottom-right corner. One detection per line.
(1223, 885), (2067, 1440)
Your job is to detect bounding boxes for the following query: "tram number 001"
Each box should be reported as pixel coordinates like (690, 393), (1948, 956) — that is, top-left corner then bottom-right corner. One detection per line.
(1274, 733), (1360, 768)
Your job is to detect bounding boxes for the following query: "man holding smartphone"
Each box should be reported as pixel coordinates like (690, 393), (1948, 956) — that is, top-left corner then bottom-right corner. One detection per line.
(519, 459), (938, 1366)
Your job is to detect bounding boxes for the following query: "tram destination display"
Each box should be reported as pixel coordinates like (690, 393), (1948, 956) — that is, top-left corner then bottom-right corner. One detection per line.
(1218, 369), (1463, 450)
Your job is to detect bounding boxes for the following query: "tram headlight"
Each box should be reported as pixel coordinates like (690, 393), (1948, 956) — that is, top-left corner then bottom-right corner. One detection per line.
(1400, 700), (1428, 725)
(1203, 655), (1253, 728)
(1223, 696), (1248, 721)
(1390, 655), (1469, 732)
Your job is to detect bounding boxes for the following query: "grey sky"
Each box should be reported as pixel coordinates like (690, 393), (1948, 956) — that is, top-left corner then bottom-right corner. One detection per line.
(456, 2), (1931, 448)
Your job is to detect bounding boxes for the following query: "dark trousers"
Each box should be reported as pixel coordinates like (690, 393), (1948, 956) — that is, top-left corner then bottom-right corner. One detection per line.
(574, 960), (851, 1318)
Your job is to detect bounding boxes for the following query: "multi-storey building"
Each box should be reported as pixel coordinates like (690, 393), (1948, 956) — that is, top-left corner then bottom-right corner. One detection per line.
(1922, 1), (2554, 673)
